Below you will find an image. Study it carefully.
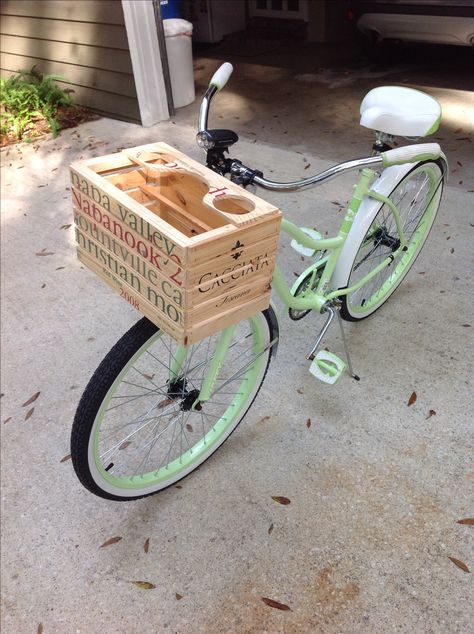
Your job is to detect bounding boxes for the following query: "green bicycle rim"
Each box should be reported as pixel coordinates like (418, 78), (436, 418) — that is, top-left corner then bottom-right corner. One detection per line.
(89, 315), (268, 491)
(347, 163), (441, 316)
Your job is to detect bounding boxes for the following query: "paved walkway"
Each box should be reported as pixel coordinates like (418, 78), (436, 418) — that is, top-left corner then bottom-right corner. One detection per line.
(1, 111), (473, 633)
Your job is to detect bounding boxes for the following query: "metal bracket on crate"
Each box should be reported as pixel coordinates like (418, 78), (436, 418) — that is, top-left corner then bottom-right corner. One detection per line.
(307, 301), (360, 383)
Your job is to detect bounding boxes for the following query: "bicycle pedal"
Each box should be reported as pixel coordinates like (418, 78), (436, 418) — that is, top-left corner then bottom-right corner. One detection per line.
(309, 351), (346, 385)
(291, 228), (321, 257)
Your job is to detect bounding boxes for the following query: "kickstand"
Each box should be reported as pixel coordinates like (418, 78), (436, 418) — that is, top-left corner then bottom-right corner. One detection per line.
(335, 309), (360, 381)
(306, 303), (360, 381)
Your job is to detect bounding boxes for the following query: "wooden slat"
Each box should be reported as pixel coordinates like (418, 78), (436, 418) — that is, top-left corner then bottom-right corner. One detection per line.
(1, 1), (126, 24)
(0, 53), (136, 98)
(139, 184), (216, 233)
(0, 15), (130, 49)
(188, 234), (280, 286)
(189, 294), (272, 345)
(75, 204), (276, 309)
(61, 82), (140, 121)
(0, 34), (134, 74)
(77, 249), (187, 345)
(72, 192), (187, 286)
(78, 248), (272, 346)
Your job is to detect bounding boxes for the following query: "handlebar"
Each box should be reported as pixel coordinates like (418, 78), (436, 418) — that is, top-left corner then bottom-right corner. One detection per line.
(209, 62), (233, 91)
(198, 63), (233, 135)
(197, 63), (443, 191)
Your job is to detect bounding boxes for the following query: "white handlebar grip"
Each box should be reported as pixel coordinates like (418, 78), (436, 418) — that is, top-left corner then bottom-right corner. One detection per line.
(210, 62), (233, 91)
(382, 143), (441, 167)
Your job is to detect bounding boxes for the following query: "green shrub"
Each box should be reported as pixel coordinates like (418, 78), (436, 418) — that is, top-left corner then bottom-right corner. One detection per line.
(0, 65), (74, 140)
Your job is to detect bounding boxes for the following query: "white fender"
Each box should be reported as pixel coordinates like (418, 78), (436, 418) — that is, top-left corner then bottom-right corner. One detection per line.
(331, 162), (421, 290)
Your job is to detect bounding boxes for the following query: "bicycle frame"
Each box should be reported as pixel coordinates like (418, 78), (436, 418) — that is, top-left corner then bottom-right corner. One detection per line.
(185, 69), (446, 402)
(168, 165), (413, 404)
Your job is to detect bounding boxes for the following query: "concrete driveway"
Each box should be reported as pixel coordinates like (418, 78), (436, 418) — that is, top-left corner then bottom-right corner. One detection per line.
(1, 68), (473, 632)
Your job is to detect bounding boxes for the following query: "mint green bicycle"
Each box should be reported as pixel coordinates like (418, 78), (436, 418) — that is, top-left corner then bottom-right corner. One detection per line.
(71, 64), (446, 500)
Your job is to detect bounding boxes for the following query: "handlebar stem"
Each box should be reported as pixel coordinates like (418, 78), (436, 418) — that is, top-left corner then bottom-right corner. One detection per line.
(198, 86), (217, 133)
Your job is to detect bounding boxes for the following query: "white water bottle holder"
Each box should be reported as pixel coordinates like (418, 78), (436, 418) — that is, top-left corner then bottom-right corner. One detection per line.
(291, 228), (322, 257)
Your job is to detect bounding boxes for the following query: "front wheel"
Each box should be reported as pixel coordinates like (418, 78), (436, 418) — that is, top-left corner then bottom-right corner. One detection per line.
(71, 311), (277, 501)
(340, 159), (445, 321)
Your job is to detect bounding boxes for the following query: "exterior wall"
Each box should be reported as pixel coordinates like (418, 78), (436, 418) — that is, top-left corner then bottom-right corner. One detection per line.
(0, 0), (141, 122)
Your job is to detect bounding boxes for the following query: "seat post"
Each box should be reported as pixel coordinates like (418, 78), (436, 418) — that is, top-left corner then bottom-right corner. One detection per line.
(372, 132), (394, 155)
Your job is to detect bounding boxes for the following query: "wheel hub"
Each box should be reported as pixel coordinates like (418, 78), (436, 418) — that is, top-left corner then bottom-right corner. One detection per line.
(373, 226), (400, 251)
(167, 378), (201, 411)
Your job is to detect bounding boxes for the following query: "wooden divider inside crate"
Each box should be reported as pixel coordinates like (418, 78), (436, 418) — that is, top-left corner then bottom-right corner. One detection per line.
(123, 144), (275, 227)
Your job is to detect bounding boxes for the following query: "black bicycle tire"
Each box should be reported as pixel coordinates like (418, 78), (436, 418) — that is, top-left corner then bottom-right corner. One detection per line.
(71, 312), (275, 501)
(340, 159), (445, 322)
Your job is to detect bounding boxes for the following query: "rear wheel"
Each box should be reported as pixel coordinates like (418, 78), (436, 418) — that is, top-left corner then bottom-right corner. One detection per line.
(71, 311), (276, 500)
(340, 159), (444, 321)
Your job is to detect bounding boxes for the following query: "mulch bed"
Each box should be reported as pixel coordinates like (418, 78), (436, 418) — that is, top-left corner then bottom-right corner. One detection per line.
(0, 105), (101, 147)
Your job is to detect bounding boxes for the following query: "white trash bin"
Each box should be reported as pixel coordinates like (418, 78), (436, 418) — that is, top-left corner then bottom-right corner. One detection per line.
(163, 18), (195, 109)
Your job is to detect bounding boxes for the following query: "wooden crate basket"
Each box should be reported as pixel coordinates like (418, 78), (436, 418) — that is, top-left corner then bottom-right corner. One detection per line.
(71, 141), (281, 345)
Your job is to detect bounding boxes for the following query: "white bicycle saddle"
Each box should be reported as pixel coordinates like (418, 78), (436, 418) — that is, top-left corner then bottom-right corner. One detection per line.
(360, 86), (441, 138)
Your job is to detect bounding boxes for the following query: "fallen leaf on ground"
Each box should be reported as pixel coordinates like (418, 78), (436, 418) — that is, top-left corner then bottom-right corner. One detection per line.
(131, 581), (156, 589)
(257, 415), (271, 424)
(175, 593), (183, 600)
(24, 407), (35, 421)
(306, 418), (312, 428)
(119, 441), (132, 450)
(426, 410), (436, 419)
(144, 538), (150, 553)
(304, 163), (311, 170)
(462, 324), (471, 328)
(38, 624), (43, 634)
(143, 373), (155, 381)
(268, 523), (274, 535)
(448, 557), (470, 573)
(457, 518), (474, 526)
(35, 249), (54, 256)
(60, 224), (71, 230)
(3, 417), (12, 424)
(261, 597), (291, 611)
(60, 454), (71, 463)
(407, 392), (417, 406)
(22, 391), (40, 407)
(296, 388), (304, 394)
(186, 423), (193, 432)
(100, 536), (122, 548)
(272, 496), (291, 505)
(55, 266), (65, 270)
(41, 283), (46, 288)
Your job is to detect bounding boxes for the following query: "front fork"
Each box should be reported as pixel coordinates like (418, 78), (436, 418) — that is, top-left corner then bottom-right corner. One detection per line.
(169, 325), (236, 410)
